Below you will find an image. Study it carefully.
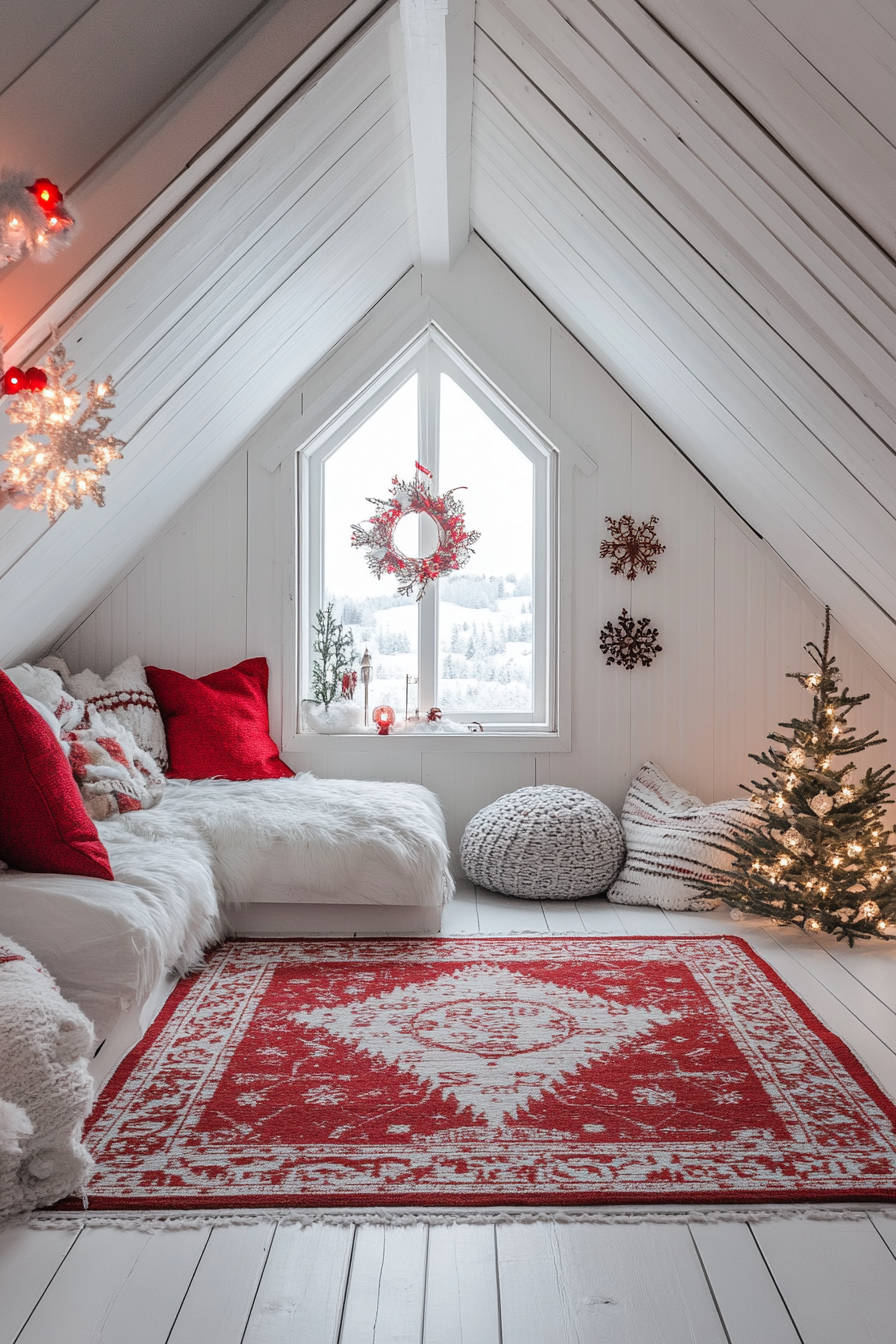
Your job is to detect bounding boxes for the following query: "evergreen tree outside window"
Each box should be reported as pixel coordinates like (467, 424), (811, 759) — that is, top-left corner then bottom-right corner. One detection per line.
(302, 338), (554, 729)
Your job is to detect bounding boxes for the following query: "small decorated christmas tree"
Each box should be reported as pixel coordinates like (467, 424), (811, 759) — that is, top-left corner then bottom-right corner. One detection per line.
(310, 604), (355, 707)
(703, 608), (896, 943)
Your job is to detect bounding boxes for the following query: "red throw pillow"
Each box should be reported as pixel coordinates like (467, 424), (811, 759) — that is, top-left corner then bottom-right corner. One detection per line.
(145, 657), (293, 781)
(0, 670), (114, 879)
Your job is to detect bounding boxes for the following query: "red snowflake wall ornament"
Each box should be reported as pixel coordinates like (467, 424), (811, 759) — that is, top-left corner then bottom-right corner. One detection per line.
(600, 515), (665, 580)
(600, 609), (662, 670)
(351, 463), (481, 602)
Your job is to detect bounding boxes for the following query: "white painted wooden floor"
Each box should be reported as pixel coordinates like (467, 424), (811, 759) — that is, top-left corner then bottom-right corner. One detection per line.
(4, 882), (896, 1344)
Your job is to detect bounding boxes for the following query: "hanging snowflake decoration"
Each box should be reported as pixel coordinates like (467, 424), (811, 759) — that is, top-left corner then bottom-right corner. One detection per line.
(0, 170), (78, 268)
(1, 344), (124, 523)
(351, 463), (480, 601)
(599, 514), (665, 580)
(599, 608), (662, 669)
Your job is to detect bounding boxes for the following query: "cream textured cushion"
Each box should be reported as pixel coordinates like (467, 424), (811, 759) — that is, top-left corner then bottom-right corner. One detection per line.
(607, 761), (754, 911)
(0, 936), (94, 1215)
(460, 785), (625, 899)
(41, 654), (168, 770)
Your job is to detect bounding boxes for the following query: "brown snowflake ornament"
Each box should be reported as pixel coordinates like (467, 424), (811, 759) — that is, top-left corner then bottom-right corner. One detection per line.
(600, 609), (662, 670)
(600, 515), (665, 580)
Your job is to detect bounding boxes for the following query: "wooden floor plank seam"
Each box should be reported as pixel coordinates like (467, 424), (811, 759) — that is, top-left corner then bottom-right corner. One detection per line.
(8, 1228), (84, 1344)
(334, 1225), (359, 1344)
(687, 1225), (737, 1344)
(745, 1221), (807, 1344)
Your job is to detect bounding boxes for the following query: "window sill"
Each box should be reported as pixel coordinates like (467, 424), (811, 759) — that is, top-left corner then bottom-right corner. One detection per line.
(284, 731), (570, 754)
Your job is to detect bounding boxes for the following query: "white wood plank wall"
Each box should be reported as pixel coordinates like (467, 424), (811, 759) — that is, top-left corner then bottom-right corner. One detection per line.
(55, 451), (249, 680)
(50, 243), (896, 860)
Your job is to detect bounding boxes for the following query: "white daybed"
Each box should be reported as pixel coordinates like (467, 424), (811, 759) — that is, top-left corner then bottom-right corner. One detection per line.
(0, 774), (453, 1064)
(111, 775), (453, 937)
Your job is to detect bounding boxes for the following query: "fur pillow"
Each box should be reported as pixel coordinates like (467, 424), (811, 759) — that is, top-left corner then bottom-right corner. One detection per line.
(607, 761), (755, 912)
(41, 654), (168, 771)
(4, 662), (84, 734)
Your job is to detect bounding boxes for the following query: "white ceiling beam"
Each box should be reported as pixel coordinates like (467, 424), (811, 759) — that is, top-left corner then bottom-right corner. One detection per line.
(400, 0), (474, 268)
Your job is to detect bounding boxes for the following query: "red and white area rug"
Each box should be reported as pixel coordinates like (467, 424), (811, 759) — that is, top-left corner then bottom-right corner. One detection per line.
(79, 937), (896, 1208)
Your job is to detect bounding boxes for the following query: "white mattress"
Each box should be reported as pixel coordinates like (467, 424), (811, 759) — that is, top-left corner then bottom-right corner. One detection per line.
(0, 828), (220, 1039)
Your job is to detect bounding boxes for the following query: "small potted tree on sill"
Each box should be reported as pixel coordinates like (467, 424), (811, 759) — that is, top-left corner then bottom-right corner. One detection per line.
(304, 603), (362, 733)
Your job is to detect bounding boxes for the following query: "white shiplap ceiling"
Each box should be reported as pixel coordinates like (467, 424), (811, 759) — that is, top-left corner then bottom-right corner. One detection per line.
(0, 0), (894, 675)
(0, 2), (417, 661)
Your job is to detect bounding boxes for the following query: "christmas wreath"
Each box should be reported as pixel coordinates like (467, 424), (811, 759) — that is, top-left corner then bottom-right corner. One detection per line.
(351, 464), (480, 601)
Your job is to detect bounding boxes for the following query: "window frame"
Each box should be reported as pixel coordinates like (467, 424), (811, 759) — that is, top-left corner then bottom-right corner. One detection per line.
(298, 330), (557, 734)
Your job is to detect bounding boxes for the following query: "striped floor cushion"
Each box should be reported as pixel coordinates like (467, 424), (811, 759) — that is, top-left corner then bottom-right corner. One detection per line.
(607, 761), (754, 911)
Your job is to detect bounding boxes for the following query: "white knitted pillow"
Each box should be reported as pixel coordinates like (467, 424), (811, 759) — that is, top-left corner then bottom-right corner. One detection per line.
(0, 937), (94, 1215)
(607, 761), (754, 911)
(41, 654), (168, 770)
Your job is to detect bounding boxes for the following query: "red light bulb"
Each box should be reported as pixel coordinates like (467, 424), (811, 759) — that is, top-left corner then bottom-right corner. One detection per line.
(2, 367), (25, 396)
(27, 179), (64, 213)
(372, 705), (396, 735)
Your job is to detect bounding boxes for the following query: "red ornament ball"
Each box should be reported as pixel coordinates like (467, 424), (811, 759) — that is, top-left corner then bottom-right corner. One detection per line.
(23, 367), (48, 391)
(1, 367), (25, 396)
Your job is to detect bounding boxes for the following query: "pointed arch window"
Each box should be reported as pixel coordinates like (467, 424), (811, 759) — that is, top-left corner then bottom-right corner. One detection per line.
(301, 336), (555, 730)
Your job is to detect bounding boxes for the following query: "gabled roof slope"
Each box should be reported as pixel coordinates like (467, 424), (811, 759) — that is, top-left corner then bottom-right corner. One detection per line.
(471, 0), (896, 675)
(0, 5), (416, 664)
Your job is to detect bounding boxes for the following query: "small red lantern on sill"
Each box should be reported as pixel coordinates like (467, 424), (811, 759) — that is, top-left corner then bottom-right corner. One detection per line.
(372, 704), (395, 736)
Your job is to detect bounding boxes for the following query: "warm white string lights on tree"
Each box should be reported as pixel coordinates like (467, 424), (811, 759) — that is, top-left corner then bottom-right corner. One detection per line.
(1, 344), (124, 522)
(696, 608), (896, 942)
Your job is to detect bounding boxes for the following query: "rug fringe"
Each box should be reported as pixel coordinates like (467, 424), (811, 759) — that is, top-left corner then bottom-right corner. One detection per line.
(16, 1204), (896, 1232)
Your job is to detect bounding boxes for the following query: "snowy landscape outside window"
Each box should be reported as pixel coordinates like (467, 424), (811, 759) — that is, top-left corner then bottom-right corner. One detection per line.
(302, 338), (554, 730)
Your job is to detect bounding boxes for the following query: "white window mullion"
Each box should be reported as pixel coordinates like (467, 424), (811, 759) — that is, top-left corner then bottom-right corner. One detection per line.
(417, 345), (439, 712)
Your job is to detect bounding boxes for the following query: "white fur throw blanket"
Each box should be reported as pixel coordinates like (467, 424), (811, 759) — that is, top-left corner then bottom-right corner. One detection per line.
(0, 937), (94, 1216)
(106, 776), (454, 909)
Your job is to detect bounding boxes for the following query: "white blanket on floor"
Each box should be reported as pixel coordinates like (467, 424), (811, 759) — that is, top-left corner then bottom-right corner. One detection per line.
(0, 936), (95, 1215)
(106, 775), (454, 909)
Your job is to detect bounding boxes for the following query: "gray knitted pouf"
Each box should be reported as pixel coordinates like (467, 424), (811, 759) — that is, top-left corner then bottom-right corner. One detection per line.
(460, 785), (625, 900)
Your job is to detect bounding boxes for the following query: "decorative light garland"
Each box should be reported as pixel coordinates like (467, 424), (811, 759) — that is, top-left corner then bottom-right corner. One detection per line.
(1, 344), (124, 522)
(351, 463), (480, 601)
(0, 170), (77, 268)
